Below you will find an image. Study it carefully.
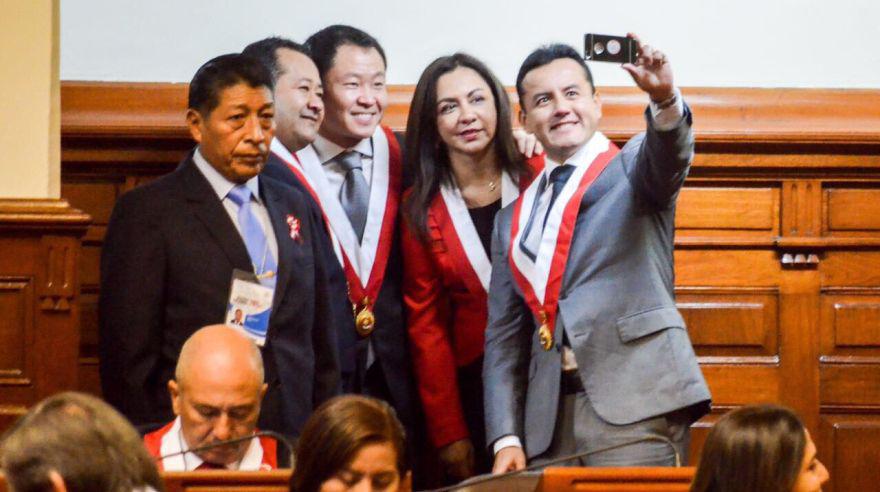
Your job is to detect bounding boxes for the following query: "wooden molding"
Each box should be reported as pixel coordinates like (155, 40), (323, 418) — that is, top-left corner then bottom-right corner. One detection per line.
(62, 82), (880, 146)
(0, 199), (91, 231)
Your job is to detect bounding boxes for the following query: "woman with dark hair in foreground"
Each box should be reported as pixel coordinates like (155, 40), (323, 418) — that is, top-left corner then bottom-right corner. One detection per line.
(290, 395), (409, 492)
(690, 404), (829, 492)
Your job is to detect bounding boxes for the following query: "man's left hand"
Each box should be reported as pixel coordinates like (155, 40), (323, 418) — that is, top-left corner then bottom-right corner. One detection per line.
(622, 33), (675, 103)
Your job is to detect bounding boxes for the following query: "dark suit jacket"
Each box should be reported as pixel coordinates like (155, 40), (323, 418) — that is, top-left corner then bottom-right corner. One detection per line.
(261, 138), (416, 432)
(484, 108), (711, 458)
(99, 152), (340, 437)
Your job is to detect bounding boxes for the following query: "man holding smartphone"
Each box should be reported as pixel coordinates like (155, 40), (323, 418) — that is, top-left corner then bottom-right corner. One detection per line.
(484, 35), (711, 470)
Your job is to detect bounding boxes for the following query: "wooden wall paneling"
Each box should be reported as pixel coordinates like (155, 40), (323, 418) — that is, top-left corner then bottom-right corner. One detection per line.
(0, 200), (90, 433)
(56, 82), (880, 489)
(819, 415), (880, 492)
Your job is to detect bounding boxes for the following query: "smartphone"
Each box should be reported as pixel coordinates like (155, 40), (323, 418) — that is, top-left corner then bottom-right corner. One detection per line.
(584, 34), (639, 64)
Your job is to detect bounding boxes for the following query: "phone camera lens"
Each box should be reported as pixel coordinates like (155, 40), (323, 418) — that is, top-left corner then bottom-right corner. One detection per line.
(607, 40), (621, 55)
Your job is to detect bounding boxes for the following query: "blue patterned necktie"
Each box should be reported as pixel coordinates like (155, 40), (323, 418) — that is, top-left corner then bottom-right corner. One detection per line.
(519, 164), (576, 260)
(227, 185), (277, 288)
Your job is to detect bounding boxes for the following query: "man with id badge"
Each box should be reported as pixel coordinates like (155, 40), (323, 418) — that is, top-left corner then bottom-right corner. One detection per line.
(100, 53), (339, 439)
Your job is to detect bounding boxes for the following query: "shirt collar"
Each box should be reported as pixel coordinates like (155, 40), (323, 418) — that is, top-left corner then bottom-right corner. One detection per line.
(312, 133), (374, 165)
(193, 148), (262, 204)
(543, 131), (607, 174)
(173, 416), (264, 471)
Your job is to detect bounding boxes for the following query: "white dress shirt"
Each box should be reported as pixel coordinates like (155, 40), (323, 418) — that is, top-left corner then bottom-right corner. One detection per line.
(311, 133), (375, 195)
(157, 416), (268, 471)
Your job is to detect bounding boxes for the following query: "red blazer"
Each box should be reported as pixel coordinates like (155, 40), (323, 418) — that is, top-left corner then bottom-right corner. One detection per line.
(402, 157), (542, 448)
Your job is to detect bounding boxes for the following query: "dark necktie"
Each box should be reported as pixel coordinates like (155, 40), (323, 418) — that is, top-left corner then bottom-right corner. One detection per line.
(195, 460), (226, 470)
(519, 164), (576, 260)
(335, 151), (370, 242)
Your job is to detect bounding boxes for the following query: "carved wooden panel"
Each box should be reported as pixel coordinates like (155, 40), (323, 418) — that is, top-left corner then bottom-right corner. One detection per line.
(0, 278), (34, 386)
(820, 293), (880, 359)
(822, 252), (880, 288)
(675, 250), (781, 287)
(782, 180), (822, 237)
(676, 186), (779, 240)
(819, 415), (880, 492)
(678, 288), (779, 359)
(826, 188), (880, 233)
(820, 364), (880, 407)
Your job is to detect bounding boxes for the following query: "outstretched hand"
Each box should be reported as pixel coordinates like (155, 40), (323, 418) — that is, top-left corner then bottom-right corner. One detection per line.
(621, 33), (675, 103)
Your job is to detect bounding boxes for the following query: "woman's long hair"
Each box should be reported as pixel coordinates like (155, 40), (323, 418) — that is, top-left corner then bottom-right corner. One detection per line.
(403, 53), (528, 239)
(690, 404), (807, 492)
(290, 395), (406, 492)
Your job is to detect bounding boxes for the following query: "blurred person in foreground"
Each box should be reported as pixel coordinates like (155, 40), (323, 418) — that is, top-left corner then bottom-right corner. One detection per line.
(144, 325), (281, 471)
(0, 391), (163, 492)
(290, 395), (410, 492)
(690, 404), (829, 492)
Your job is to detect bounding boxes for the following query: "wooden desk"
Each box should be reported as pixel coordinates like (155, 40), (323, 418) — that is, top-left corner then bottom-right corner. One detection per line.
(541, 467), (695, 491)
(1, 467), (696, 492)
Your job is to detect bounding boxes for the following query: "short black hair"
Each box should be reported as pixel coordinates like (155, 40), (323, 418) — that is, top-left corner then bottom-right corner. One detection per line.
(516, 44), (595, 107)
(187, 53), (274, 116)
(242, 36), (311, 82)
(304, 25), (387, 81)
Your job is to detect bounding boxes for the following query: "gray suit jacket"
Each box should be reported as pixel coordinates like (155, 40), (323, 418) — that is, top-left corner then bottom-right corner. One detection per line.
(483, 107), (711, 459)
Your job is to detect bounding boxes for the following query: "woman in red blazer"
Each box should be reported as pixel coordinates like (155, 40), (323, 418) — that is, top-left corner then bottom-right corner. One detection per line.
(402, 53), (542, 481)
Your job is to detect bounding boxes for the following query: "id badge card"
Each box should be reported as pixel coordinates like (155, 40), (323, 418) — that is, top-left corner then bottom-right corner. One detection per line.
(226, 269), (274, 346)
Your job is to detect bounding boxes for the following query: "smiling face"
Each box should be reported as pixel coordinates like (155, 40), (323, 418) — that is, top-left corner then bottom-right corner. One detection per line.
(435, 66), (498, 160)
(519, 58), (601, 164)
(319, 44), (387, 148)
(273, 48), (324, 152)
(319, 442), (402, 492)
(187, 83), (275, 184)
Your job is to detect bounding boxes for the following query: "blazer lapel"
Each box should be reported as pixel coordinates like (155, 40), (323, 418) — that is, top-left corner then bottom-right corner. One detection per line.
(261, 181), (293, 311)
(180, 157), (253, 273)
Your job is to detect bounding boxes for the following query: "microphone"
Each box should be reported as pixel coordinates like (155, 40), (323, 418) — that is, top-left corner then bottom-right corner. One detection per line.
(422, 435), (680, 492)
(158, 430), (296, 469)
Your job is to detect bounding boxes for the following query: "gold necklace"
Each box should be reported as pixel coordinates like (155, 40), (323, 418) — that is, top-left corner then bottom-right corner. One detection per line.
(487, 180), (497, 192)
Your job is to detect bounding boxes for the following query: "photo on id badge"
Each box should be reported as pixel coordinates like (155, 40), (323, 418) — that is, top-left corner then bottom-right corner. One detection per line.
(226, 269), (275, 346)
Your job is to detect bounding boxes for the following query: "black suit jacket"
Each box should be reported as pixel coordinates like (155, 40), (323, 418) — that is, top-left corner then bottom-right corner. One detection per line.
(99, 152), (340, 437)
(263, 152), (415, 430)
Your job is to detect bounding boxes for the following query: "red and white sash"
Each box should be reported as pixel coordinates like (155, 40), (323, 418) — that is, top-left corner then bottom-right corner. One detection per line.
(508, 133), (619, 340)
(437, 171), (518, 292)
(270, 126), (400, 312)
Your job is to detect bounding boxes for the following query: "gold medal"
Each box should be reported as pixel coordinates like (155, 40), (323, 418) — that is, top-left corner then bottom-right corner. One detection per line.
(538, 311), (553, 351)
(354, 298), (375, 337)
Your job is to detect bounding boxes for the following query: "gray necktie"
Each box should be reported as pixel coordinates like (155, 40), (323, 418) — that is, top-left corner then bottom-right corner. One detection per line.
(335, 151), (370, 242)
(520, 164), (576, 260)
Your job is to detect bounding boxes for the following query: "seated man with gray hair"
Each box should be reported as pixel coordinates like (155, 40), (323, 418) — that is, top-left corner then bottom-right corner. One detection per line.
(0, 391), (162, 492)
(144, 325), (279, 471)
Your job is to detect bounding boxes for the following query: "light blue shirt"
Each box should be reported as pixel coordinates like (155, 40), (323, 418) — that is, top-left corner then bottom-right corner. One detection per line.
(192, 149), (278, 266)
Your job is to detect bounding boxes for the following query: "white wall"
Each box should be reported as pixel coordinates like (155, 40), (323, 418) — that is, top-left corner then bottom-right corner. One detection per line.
(61, 0), (880, 88)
